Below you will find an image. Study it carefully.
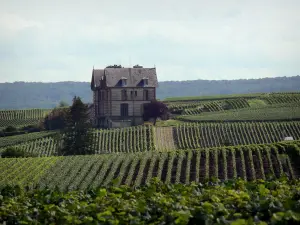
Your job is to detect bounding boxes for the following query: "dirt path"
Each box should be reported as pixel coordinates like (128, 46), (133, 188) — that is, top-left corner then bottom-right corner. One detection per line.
(154, 127), (176, 151)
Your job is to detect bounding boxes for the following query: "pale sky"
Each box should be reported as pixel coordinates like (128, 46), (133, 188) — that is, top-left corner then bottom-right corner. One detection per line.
(0, 0), (299, 82)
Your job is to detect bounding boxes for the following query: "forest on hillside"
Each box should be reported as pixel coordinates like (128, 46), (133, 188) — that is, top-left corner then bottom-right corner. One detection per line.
(0, 75), (299, 109)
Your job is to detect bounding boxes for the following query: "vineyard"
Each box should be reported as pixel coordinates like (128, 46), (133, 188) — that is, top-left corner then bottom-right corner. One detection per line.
(168, 101), (223, 112)
(178, 105), (300, 121)
(0, 108), (51, 129)
(261, 93), (300, 104)
(166, 93), (300, 118)
(0, 126), (155, 156)
(164, 92), (300, 102)
(173, 121), (300, 149)
(168, 99), (250, 114)
(0, 141), (300, 191)
(2, 122), (300, 156)
(0, 131), (55, 148)
(164, 92), (264, 102)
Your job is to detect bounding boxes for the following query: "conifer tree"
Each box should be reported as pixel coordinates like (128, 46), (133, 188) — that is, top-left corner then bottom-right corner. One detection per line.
(59, 96), (94, 155)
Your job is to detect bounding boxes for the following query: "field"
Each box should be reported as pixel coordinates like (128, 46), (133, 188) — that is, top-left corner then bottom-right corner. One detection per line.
(1, 92), (300, 224)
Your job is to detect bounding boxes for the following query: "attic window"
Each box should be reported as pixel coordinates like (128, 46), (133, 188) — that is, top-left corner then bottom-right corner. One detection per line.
(121, 77), (127, 86)
(143, 78), (149, 86)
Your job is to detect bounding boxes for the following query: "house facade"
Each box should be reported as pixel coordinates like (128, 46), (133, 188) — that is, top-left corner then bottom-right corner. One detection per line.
(90, 65), (158, 128)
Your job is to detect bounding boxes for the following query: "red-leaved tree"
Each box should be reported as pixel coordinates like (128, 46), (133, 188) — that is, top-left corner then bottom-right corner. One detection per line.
(44, 107), (69, 130)
(143, 100), (169, 125)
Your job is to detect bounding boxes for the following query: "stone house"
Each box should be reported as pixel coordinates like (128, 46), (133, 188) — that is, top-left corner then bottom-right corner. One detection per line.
(90, 65), (158, 128)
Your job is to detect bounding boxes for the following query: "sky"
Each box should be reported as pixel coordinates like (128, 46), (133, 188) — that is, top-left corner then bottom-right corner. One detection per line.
(0, 0), (299, 82)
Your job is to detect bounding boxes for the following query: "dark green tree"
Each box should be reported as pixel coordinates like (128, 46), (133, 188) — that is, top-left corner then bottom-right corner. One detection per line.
(59, 96), (94, 155)
(58, 100), (69, 107)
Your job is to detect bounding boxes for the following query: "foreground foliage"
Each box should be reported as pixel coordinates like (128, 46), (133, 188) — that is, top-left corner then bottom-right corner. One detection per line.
(1, 178), (300, 224)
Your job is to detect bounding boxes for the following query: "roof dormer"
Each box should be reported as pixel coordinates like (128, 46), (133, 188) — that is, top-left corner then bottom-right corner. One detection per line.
(142, 77), (149, 86)
(121, 77), (127, 86)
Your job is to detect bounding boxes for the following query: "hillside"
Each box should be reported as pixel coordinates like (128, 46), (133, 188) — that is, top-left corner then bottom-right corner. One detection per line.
(1, 75), (300, 109)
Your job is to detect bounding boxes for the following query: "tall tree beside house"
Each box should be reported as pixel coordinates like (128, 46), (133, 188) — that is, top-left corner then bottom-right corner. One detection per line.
(143, 100), (169, 125)
(59, 96), (94, 156)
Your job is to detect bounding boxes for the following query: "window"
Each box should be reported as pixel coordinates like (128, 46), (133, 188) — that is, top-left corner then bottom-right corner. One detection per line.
(130, 90), (138, 99)
(120, 103), (129, 117)
(144, 90), (149, 100)
(121, 78), (127, 86)
(143, 79), (148, 86)
(121, 89), (127, 100)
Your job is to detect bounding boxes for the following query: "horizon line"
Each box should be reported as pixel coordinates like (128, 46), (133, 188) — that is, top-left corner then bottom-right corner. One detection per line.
(1, 75), (299, 84)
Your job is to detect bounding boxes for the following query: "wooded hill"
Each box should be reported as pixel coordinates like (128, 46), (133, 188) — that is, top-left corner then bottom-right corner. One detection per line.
(0, 75), (299, 109)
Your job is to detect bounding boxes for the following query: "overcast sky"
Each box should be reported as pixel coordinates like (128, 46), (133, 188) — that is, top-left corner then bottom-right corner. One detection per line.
(0, 0), (299, 82)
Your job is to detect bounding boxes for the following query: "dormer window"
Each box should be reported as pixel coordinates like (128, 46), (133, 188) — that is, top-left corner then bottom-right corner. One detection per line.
(143, 78), (149, 86)
(121, 77), (127, 86)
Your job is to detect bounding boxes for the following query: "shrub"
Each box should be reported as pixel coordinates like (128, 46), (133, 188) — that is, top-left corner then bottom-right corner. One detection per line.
(0, 131), (27, 137)
(3, 126), (17, 132)
(21, 124), (42, 133)
(1, 147), (37, 158)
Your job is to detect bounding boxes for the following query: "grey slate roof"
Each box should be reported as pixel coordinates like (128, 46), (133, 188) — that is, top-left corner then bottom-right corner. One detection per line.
(91, 69), (105, 89)
(91, 67), (158, 89)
